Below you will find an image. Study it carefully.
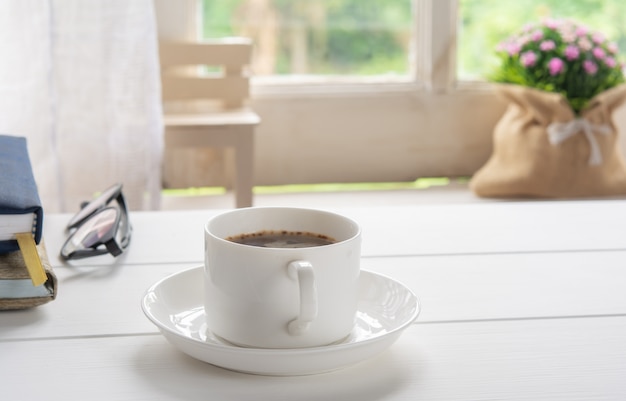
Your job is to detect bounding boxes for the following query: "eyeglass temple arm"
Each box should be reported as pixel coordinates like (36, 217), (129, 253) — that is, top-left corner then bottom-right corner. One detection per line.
(105, 239), (123, 257)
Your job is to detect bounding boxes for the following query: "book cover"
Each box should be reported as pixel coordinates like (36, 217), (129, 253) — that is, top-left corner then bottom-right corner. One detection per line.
(0, 241), (57, 310)
(0, 134), (44, 253)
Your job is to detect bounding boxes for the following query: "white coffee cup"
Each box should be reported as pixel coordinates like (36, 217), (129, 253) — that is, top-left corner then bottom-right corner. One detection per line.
(204, 207), (361, 349)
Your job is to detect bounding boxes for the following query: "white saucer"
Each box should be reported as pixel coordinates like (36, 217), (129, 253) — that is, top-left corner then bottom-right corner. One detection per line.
(141, 266), (419, 376)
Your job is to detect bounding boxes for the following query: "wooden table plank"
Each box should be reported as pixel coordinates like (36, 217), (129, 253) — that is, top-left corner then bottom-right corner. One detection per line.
(2, 316), (624, 401)
(44, 200), (626, 268)
(0, 262), (197, 341)
(2, 249), (626, 341)
(363, 250), (626, 323)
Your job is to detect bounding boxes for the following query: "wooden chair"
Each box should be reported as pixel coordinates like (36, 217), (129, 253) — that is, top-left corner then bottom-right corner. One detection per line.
(159, 38), (259, 208)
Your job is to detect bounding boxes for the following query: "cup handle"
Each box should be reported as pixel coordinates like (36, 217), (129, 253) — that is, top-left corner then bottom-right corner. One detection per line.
(287, 260), (318, 336)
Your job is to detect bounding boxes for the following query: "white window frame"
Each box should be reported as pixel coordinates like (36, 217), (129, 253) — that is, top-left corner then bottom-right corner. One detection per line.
(253, 0), (455, 95)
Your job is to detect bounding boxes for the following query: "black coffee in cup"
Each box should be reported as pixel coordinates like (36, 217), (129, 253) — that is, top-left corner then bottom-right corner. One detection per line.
(227, 230), (336, 248)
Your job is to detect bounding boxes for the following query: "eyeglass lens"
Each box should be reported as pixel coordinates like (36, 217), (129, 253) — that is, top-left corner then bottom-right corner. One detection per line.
(67, 183), (122, 229)
(62, 208), (120, 257)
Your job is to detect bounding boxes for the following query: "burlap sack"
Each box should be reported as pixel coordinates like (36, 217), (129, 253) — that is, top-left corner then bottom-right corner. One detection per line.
(470, 84), (626, 198)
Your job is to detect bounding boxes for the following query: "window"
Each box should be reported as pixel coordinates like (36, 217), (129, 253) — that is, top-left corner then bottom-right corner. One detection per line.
(200, 0), (626, 90)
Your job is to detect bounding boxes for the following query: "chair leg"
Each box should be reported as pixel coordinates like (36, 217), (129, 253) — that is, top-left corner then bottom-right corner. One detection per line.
(233, 133), (254, 208)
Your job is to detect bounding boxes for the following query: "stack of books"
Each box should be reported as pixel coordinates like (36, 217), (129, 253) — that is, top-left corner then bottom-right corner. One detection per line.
(0, 135), (57, 310)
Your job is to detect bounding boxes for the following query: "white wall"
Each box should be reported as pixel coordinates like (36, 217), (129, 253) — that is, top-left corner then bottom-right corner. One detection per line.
(250, 88), (505, 185)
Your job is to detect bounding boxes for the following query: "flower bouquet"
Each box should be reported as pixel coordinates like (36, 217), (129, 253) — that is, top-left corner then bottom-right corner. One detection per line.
(470, 18), (626, 198)
(493, 18), (624, 114)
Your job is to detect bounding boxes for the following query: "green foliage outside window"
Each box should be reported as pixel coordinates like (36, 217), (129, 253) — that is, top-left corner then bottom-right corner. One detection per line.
(202, 0), (411, 76)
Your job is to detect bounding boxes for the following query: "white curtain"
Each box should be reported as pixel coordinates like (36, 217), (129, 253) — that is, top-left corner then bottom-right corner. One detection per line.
(0, 0), (163, 212)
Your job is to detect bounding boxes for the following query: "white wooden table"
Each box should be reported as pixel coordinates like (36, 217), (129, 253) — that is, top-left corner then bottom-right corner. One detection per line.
(2, 201), (626, 400)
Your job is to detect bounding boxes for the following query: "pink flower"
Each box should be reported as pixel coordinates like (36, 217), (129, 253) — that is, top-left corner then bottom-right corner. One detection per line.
(544, 18), (560, 30)
(583, 60), (598, 75)
(592, 47), (606, 60)
(561, 30), (576, 43)
(608, 42), (619, 54)
(506, 42), (522, 56)
(557, 20), (572, 32)
(576, 26), (588, 37)
(530, 30), (544, 41)
(540, 40), (556, 51)
(548, 58), (565, 75)
(498, 40), (522, 56)
(592, 32), (605, 44)
(521, 51), (538, 67)
(578, 37), (592, 51)
(564, 45), (580, 61)
(605, 57), (616, 68)
(517, 35), (530, 47)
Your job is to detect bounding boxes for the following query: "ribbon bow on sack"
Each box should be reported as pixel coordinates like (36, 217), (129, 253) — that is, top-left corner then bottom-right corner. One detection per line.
(547, 118), (613, 166)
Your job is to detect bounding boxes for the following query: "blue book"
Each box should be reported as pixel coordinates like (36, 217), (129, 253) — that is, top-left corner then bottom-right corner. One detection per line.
(0, 135), (43, 254)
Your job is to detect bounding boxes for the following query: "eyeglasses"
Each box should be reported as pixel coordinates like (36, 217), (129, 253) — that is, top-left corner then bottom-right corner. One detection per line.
(60, 183), (132, 260)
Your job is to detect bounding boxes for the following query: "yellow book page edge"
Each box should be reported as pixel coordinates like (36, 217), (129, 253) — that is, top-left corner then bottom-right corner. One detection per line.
(15, 232), (47, 286)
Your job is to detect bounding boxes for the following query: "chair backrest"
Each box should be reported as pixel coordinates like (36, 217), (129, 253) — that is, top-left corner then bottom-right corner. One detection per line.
(159, 38), (253, 109)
